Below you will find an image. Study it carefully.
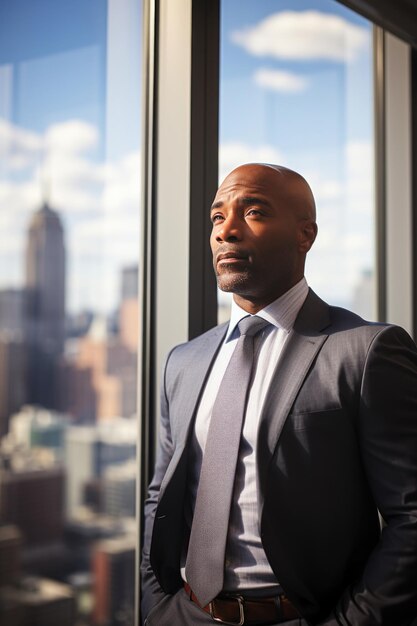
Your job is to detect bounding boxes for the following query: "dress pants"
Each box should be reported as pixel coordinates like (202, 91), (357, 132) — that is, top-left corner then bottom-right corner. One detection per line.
(144, 588), (308, 626)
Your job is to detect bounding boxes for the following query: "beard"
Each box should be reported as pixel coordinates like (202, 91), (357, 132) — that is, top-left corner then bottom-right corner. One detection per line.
(215, 264), (255, 294)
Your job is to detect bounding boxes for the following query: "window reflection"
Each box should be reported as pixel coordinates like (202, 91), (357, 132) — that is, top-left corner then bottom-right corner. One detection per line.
(0, 2), (141, 625)
(219, 0), (375, 323)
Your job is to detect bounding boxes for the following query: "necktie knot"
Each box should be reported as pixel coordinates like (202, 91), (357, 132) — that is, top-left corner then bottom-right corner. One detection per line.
(238, 315), (270, 337)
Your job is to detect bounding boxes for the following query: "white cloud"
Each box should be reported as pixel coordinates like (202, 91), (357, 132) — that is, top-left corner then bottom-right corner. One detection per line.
(231, 11), (368, 63)
(45, 120), (98, 155)
(254, 68), (308, 93)
(345, 139), (374, 204)
(306, 138), (374, 308)
(0, 118), (43, 173)
(42, 154), (105, 214)
(0, 117), (141, 312)
(101, 152), (141, 214)
(317, 180), (343, 200)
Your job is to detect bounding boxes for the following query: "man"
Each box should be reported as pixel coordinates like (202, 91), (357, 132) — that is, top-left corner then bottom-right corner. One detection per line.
(141, 163), (417, 625)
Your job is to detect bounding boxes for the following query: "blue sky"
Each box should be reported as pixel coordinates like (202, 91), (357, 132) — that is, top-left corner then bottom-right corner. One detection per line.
(0, 0), (107, 139)
(0, 0), (141, 160)
(220, 0), (372, 155)
(0, 0), (375, 315)
(219, 0), (375, 314)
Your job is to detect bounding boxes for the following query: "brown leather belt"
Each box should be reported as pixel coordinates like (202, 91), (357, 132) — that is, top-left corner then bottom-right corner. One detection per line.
(184, 583), (300, 625)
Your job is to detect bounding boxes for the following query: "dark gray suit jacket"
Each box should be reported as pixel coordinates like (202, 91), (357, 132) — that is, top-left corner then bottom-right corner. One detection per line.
(141, 290), (417, 625)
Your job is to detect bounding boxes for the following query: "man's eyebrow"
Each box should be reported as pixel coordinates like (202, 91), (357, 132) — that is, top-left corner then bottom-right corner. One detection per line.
(239, 196), (270, 207)
(210, 196), (271, 211)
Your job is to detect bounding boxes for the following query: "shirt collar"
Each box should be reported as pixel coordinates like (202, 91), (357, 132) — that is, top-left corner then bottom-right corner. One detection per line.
(225, 277), (309, 342)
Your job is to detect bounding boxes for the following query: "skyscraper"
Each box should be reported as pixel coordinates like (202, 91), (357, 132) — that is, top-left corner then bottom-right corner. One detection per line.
(25, 201), (66, 408)
(0, 289), (28, 435)
(0, 335), (27, 437)
(92, 536), (135, 626)
(0, 465), (65, 546)
(120, 266), (138, 301)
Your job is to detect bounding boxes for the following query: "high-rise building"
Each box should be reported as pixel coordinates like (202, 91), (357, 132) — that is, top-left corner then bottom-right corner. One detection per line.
(25, 201), (66, 409)
(0, 289), (29, 436)
(119, 299), (139, 355)
(119, 265), (139, 354)
(102, 461), (136, 519)
(120, 266), (138, 301)
(0, 334), (27, 438)
(0, 525), (22, 587)
(0, 466), (65, 546)
(0, 289), (26, 335)
(92, 536), (135, 626)
(63, 315), (137, 422)
(64, 420), (136, 517)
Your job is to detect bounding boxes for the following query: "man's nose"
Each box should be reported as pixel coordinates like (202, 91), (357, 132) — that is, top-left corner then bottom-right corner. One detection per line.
(216, 214), (242, 242)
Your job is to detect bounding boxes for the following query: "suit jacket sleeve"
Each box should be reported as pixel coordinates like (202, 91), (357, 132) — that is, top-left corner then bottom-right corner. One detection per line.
(319, 325), (417, 625)
(140, 350), (175, 622)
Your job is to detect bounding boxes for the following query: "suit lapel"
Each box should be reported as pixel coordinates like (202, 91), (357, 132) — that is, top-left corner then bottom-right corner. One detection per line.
(257, 290), (331, 513)
(159, 323), (228, 495)
(152, 328), (229, 590)
(177, 323), (228, 438)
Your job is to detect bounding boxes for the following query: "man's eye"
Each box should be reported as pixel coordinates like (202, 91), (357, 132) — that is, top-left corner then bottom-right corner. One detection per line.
(246, 209), (261, 217)
(211, 214), (224, 223)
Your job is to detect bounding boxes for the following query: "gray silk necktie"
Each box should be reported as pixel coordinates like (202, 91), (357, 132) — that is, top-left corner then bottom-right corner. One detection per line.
(185, 315), (270, 607)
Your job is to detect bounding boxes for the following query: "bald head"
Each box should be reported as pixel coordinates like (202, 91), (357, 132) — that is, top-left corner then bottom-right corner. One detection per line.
(210, 162), (318, 313)
(221, 163), (317, 223)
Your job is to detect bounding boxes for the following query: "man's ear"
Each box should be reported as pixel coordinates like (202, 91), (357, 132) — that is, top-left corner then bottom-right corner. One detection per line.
(298, 220), (318, 253)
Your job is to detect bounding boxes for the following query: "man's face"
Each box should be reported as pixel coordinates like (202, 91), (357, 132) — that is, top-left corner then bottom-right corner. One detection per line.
(210, 164), (316, 312)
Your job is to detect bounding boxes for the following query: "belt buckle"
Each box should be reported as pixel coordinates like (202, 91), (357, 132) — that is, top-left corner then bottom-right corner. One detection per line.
(209, 595), (245, 626)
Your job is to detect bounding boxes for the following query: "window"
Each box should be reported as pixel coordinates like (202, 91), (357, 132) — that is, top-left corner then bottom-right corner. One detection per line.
(0, 2), (142, 625)
(219, 0), (375, 322)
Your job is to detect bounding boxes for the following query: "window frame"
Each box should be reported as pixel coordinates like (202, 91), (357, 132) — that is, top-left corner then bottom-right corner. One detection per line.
(138, 1), (417, 622)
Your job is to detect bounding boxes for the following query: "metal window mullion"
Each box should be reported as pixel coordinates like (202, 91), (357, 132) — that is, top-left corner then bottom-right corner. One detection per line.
(373, 26), (387, 322)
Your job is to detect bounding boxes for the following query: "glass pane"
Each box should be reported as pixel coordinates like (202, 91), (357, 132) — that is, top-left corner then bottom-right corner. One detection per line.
(0, 2), (142, 625)
(219, 0), (375, 323)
